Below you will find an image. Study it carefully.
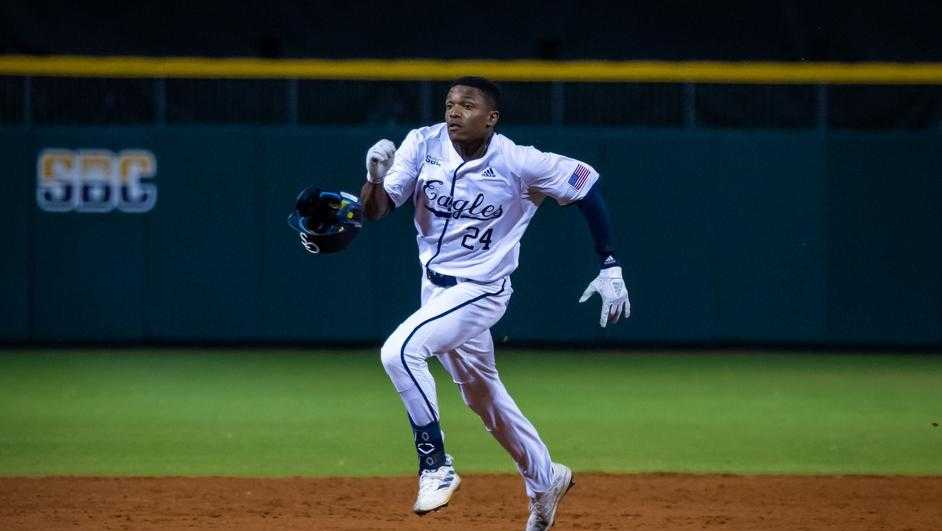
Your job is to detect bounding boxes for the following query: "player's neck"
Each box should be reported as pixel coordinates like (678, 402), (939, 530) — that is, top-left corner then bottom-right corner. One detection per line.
(453, 132), (493, 162)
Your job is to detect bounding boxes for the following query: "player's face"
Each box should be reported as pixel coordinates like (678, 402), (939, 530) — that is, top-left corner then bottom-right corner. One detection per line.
(445, 86), (499, 144)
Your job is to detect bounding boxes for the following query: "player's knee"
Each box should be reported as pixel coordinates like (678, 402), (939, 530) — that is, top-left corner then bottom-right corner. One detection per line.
(379, 338), (403, 375)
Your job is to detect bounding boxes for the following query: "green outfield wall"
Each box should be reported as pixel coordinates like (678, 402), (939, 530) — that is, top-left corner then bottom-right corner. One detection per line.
(1, 126), (939, 346)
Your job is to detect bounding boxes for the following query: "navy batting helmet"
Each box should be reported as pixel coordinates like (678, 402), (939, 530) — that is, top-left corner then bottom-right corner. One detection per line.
(287, 187), (363, 254)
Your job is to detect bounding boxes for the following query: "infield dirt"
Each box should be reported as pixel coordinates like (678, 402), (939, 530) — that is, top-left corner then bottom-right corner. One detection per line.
(2, 474), (940, 530)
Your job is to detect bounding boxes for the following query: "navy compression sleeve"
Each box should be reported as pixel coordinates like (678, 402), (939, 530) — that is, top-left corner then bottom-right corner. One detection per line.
(575, 183), (620, 269)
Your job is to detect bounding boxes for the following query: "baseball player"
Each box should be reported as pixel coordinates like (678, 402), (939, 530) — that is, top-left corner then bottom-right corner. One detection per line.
(359, 76), (628, 531)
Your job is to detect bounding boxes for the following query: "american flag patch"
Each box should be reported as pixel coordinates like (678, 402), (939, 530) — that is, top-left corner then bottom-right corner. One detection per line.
(567, 164), (591, 190)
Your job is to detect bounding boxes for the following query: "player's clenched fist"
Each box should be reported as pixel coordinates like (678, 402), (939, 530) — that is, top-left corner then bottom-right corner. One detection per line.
(365, 139), (396, 183)
(579, 266), (630, 328)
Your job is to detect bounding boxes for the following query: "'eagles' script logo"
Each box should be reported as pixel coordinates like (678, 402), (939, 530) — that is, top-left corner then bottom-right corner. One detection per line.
(422, 180), (504, 220)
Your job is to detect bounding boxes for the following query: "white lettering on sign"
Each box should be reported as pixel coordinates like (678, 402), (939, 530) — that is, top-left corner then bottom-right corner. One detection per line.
(36, 149), (157, 213)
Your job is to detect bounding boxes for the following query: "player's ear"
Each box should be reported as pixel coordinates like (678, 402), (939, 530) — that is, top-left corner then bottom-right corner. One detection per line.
(487, 110), (500, 128)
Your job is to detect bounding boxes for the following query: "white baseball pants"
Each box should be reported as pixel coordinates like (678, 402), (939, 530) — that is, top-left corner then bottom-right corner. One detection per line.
(380, 275), (555, 496)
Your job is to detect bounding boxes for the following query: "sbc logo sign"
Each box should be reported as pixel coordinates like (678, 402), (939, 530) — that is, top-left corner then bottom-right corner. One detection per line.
(37, 149), (157, 213)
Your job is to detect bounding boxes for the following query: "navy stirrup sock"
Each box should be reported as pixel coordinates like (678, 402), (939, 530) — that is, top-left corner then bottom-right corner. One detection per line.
(411, 418), (447, 472)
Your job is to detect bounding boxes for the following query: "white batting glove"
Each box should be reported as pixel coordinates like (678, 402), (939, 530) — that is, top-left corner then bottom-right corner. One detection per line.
(299, 232), (319, 254)
(579, 266), (630, 328)
(365, 139), (396, 183)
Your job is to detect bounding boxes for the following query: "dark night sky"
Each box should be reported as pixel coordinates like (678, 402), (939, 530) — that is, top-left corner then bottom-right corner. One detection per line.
(2, 0), (940, 60)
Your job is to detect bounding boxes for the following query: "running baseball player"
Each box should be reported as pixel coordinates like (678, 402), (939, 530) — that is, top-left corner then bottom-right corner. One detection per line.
(359, 76), (629, 531)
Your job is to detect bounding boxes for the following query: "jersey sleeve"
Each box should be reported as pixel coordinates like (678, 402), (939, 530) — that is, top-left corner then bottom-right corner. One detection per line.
(381, 129), (424, 208)
(514, 146), (600, 205)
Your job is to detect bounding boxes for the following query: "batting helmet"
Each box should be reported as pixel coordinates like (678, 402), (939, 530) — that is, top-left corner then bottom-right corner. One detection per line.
(287, 187), (363, 254)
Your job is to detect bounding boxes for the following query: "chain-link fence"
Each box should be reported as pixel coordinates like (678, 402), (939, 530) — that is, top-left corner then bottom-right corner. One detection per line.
(2, 75), (941, 130)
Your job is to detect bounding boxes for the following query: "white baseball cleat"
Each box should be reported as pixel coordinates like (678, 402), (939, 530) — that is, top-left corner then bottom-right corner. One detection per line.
(413, 455), (461, 515)
(525, 463), (574, 531)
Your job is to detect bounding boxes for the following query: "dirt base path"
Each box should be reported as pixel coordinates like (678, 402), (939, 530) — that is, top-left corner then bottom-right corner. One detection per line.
(2, 474), (941, 530)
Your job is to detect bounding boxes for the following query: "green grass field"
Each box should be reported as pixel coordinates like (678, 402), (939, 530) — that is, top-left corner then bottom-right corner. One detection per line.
(0, 349), (939, 477)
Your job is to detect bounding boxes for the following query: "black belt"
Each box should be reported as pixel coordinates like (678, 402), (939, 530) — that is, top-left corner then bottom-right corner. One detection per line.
(426, 269), (458, 287)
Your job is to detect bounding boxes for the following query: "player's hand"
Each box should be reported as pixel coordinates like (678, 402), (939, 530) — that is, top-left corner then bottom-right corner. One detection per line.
(578, 266), (630, 328)
(299, 232), (319, 254)
(365, 139), (396, 183)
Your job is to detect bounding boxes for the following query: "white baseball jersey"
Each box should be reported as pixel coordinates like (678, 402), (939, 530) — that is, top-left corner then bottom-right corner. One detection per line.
(383, 123), (600, 282)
